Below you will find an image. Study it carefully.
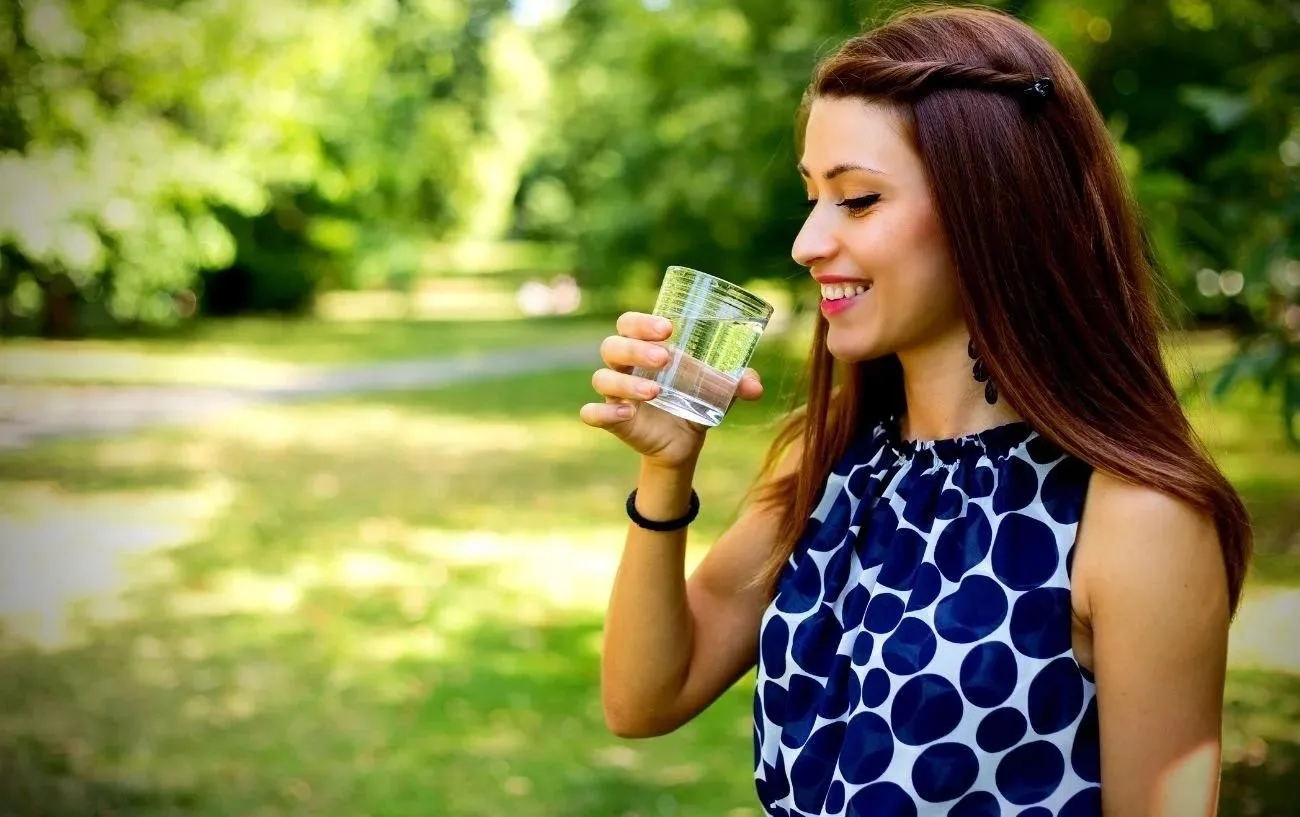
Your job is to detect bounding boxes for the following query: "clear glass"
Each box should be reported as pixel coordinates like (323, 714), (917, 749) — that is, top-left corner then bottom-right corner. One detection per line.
(631, 266), (775, 427)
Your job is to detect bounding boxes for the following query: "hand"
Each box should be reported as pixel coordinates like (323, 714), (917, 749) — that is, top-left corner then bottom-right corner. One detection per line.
(580, 311), (764, 469)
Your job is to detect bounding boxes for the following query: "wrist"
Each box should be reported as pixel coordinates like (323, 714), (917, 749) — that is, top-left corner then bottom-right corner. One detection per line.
(634, 458), (698, 521)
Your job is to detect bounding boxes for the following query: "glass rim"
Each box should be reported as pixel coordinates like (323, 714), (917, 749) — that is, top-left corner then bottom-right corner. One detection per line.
(664, 265), (775, 318)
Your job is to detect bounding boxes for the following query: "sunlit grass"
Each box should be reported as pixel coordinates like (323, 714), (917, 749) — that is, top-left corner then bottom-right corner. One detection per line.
(0, 331), (1295, 815)
(0, 314), (609, 386)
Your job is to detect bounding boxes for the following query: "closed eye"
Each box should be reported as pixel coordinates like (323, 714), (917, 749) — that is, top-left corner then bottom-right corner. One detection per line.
(839, 194), (880, 215)
(802, 194), (881, 215)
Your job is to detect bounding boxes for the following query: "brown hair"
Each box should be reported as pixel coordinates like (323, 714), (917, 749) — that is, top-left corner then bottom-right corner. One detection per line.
(752, 5), (1253, 614)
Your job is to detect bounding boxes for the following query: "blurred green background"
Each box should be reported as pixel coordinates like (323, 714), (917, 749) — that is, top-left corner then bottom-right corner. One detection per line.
(0, 0), (1296, 814)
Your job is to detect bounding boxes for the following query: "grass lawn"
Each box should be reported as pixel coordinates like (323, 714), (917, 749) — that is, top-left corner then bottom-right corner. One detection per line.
(0, 315), (609, 387)
(0, 330), (1296, 815)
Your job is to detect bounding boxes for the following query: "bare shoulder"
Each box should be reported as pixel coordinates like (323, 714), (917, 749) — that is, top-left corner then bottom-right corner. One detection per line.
(1074, 470), (1228, 626)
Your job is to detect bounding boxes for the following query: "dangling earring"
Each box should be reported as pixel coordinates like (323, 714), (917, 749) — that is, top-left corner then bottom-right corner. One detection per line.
(968, 338), (999, 405)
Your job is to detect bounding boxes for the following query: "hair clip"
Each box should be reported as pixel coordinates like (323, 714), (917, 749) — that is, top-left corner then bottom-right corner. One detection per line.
(1021, 76), (1054, 112)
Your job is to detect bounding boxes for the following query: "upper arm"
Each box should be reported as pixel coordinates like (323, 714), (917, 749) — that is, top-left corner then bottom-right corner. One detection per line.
(1075, 472), (1230, 817)
(669, 445), (803, 723)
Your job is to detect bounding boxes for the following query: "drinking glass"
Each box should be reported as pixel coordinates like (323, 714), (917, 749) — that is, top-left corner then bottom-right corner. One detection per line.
(630, 266), (775, 427)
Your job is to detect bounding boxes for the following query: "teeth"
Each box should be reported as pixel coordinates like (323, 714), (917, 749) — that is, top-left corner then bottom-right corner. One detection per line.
(820, 282), (871, 300)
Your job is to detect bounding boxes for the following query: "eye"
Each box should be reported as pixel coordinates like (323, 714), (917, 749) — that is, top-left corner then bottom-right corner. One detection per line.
(838, 194), (881, 216)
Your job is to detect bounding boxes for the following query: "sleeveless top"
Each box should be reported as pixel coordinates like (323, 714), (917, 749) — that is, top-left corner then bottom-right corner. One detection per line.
(753, 419), (1101, 817)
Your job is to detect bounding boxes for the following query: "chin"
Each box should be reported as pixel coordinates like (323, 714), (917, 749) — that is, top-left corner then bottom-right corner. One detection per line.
(825, 330), (889, 364)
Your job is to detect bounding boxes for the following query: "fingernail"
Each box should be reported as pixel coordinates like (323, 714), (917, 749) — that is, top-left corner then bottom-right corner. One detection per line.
(638, 382), (657, 398)
(616, 405), (634, 419)
(655, 317), (671, 333)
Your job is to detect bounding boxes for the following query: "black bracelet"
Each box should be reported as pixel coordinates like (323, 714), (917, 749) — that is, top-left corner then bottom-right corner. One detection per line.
(626, 488), (700, 532)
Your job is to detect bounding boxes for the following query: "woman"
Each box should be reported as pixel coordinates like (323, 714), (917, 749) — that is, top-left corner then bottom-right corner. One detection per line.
(580, 6), (1250, 816)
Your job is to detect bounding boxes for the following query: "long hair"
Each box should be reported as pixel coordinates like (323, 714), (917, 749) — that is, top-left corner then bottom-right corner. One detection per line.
(752, 5), (1252, 615)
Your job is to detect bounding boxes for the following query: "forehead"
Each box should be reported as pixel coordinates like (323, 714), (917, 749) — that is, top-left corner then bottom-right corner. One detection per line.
(799, 97), (918, 178)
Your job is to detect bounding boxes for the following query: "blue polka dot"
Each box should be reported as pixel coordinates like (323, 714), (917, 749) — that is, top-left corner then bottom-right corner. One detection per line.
(934, 507), (993, 582)
(882, 617), (937, 675)
(1043, 458), (1091, 524)
(791, 606), (839, 676)
(825, 780), (846, 814)
(859, 503), (898, 569)
(762, 680), (787, 724)
(907, 562), (943, 613)
(822, 542), (856, 603)
(760, 615), (788, 679)
(819, 655), (861, 721)
(891, 674), (964, 745)
(1029, 657), (1085, 735)
(899, 494), (940, 537)
(864, 592), (906, 634)
(790, 721), (845, 813)
(992, 512), (1059, 590)
(839, 711), (893, 784)
(1025, 434), (1061, 464)
(936, 488), (966, 519)
(996, 741), (1066, 805)
(977, 707), (1028, 753)
(811, 490), (854, 551)
(852, 631), (875, 664)
(1072, 697), (1100, 783)
(779, 674), (825, 749)
(935, 575), (1009, 643)
(756, 759), (790, 811)
(878, 529), (927, 590)
(949, 791), (1001, 817)
(777, 555), (821, 614)
(993, 456), (1040, 513)
(840, 585), (870, 629)
(847, 463), (875, 497)
(1060, 786), (1101, 817)
(960, 642), (1019, 708)
(862, 668), (890, 708)
(1010, 588), (1072, 659)
(912, 742), (978, 802)
(964, 464), (995, 498)
(847, 781), (917, 817)
(1017, 809), (1052, 817)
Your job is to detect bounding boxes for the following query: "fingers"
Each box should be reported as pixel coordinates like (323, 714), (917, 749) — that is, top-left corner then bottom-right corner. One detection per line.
(735, 368), (764, 401)
(615, 311), (673, 341)
(579, 400), (637, 428)
(600, 334), (671, 372)
(591, 368), (661, 402)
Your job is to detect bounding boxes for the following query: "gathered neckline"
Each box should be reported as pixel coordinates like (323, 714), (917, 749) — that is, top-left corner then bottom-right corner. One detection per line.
(879, 415), (1038, 463)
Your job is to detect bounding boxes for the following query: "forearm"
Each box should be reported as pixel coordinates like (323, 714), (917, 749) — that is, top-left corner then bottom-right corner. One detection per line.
(600, 457), (700, 735)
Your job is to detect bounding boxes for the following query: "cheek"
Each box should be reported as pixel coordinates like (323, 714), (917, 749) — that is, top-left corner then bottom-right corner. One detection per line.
(853, 204), (957, 303)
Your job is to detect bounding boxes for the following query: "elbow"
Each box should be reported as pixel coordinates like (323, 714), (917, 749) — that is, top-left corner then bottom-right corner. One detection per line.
(601, 700), (681, 739)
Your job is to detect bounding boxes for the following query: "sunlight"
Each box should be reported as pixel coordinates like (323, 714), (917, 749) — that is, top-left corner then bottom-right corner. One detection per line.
(1228, 586), (1300, 673)
(0, 478), (235, 647)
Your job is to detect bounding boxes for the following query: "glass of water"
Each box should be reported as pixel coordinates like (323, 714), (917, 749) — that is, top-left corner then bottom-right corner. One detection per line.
(631, 266), (775, 427)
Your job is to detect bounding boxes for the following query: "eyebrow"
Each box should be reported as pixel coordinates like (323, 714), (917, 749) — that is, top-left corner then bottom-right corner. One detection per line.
(797, 162), (888, 180)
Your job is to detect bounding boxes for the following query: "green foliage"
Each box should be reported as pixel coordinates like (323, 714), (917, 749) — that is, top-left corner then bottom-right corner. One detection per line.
(525, 0), (1299, 436)
(0, 0), (517, 328)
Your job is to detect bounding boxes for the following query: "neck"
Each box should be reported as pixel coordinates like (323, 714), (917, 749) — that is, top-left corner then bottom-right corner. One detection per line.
(895, 330), (1022, 442)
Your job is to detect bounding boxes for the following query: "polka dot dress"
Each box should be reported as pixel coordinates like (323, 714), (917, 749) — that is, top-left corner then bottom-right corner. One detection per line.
(754, 419), (1101, 816)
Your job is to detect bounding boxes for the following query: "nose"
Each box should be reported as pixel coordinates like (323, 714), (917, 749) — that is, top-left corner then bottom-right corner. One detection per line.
(791, 207), (836, 270)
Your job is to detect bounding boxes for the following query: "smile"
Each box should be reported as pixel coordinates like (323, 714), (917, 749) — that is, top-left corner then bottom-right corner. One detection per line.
(819, 281), (872, 317)
(819, 282), (872, 300)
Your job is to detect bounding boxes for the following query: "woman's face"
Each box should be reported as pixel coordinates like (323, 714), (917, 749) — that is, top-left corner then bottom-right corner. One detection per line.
(794, 96), (965, 363)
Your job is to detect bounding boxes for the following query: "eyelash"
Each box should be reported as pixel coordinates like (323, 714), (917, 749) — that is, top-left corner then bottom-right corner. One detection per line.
(804, 194), (881, 216)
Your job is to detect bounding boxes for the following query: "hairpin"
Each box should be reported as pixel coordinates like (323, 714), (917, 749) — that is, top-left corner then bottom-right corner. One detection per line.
(1021, 76), (1054, 112)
